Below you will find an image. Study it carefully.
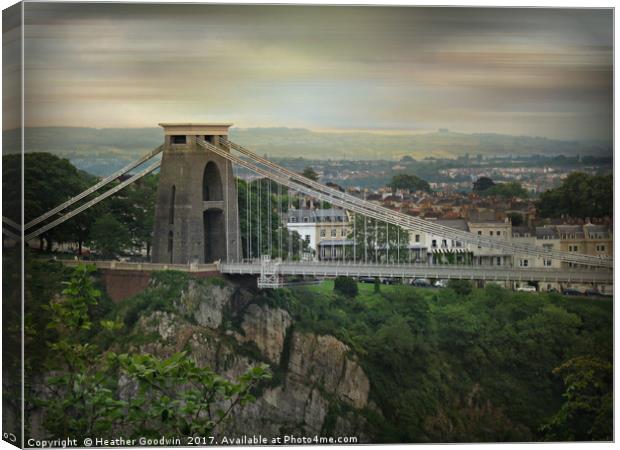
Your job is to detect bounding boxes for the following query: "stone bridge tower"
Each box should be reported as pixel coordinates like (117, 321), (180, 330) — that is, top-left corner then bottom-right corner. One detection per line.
(152, 123), (241, 264)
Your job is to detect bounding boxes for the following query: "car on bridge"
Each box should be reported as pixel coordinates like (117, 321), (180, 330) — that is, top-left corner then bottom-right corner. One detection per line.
(562, 288), (583, 296)
(359, 276), (376, 284)
(381, 277), (402, 285)
(410, 278), (432, 287)
(515, 285), (537, 293)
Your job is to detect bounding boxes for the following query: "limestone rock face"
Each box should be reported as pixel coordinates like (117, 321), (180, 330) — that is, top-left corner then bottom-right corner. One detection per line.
(174, 280), (234, 329)
(288, 332), (370, 409)
(236, 303), (292, 364)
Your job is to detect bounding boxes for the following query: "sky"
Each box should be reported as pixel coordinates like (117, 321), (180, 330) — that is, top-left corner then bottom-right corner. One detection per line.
(9, 3), (614, 140)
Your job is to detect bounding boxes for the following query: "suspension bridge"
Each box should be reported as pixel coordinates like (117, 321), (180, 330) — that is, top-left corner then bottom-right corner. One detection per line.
(4, 123), (613, 290)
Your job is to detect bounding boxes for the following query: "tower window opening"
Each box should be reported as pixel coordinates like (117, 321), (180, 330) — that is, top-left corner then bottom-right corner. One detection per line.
(171, 135), (187, 144)
(169, 185), (176, 224)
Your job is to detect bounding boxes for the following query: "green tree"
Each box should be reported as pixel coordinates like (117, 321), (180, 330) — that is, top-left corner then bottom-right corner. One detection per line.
(348, 216), (409, 263)
(107, 174), (158, 257)
(301, 166), (319, 181)
(37, 264), (125, 438)
(334, 276), (358, 297)
(542, 356), (612, 441)
(473, 177), (495, 193)
(114, 352), (270, 438)
(481, 182), (528, 199)
(374, 277), (381, 293)
(12, 153), (95, 251)
(537, 173), (612, 219)
(389, 174), (430, 193)
(90, 213), (131, 257)
(237, 178), (310, 260)
(447, 279), (473, 296)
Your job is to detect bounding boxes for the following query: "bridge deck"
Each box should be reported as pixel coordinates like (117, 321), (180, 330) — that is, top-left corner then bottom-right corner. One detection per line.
(222, 261), (613, 284)
(61, 260), (613, 284)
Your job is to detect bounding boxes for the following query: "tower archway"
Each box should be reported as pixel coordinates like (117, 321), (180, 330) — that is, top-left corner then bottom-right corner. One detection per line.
(203, 161), (223, 201)
(203, 161), (226, 262)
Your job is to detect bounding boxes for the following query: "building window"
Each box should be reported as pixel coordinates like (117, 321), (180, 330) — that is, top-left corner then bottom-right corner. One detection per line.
(320, 229), (326, 237)
(303, 217), (308, 223)
(331, 229), (337, 237)
(415, 234), (420, 243)
(171, 135), (187, 144)
(341, 229), (346, 237)
(489, 231), (493, 236)
(305, 235), (310, 243)
(544, 259), (552, 267)
(477, 231), (482, 236)
(442, 239), (447, 248)
(519, 259), (529, 267)
(432, 239), (437, 248)
(597, 244), (606, 252)
(496, 257), (501, 266)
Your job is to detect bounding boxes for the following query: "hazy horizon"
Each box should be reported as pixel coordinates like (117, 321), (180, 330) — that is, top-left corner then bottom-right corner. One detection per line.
(5, 4), (612, 141)
(5, 124), (614, 144)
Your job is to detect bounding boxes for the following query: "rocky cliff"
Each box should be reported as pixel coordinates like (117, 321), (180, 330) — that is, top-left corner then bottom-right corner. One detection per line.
(120, 277), (376, 441)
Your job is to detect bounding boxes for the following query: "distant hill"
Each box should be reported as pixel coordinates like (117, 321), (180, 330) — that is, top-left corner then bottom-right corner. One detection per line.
(3, 126), (612, 175)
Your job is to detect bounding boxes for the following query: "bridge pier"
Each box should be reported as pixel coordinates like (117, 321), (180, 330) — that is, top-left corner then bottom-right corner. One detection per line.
(152, 124), (241, 264)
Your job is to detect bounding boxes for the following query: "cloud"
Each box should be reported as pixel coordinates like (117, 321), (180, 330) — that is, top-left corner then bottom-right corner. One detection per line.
(9, 4), (612, 140)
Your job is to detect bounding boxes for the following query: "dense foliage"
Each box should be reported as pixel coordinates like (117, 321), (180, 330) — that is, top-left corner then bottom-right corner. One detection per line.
(389, 173), (431, 193)
(480, 181), (528, 199)
(3, 152), (158, 256)
(537, 172), (612, 219)
(262, 281), (612, 442)
(301, 166), (319, 181)
(333, 276), (359, 297)
(473, 176), (495, 193)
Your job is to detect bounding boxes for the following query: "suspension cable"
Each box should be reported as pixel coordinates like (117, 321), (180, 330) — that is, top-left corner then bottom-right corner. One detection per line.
(268, 179), (272, 257)
(201, 139), (611, 268)
(220, 138), (610, 268)
(25, 159), (161, 241)
(25, 145), (164, 231)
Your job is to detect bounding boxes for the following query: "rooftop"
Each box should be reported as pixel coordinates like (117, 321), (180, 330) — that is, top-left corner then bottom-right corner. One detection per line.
(159, 123), (233, 135)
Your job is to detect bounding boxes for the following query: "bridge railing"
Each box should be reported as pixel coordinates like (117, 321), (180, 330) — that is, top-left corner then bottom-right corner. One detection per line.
(62, 260), (219, 272)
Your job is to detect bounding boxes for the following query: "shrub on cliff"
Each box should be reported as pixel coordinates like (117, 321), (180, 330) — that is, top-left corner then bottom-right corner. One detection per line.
(334, 276), (359, 297)
(447, 279), (473, 296)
